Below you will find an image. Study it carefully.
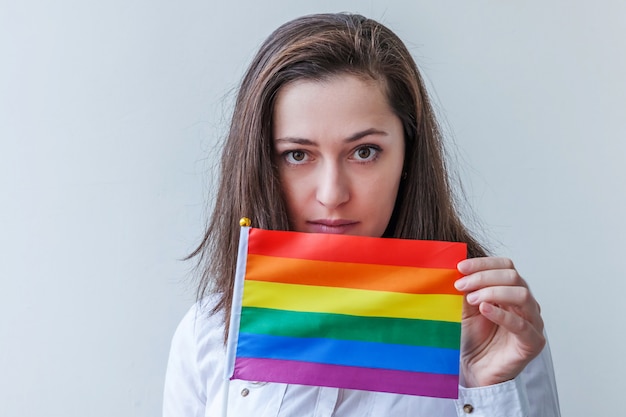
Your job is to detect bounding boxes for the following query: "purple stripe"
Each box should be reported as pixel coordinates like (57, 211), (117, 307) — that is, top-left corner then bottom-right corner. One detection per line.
(233, 357), (459, 399)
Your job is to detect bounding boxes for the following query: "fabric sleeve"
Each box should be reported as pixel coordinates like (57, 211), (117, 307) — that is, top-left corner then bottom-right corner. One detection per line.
(453, 335), (561, 417)
(454, 376), (529, 417)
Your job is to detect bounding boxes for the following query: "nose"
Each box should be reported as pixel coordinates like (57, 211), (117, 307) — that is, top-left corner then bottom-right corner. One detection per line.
(315, 161), (350, 209)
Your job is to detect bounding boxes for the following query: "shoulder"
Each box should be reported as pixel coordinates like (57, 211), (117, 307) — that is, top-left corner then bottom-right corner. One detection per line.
(171, 297), (225, 349)
(164, 296), (228, 415)
(169, 296), (227, 375)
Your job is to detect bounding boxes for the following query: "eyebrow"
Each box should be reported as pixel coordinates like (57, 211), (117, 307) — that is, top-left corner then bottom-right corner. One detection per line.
(274, 128), (388, 145)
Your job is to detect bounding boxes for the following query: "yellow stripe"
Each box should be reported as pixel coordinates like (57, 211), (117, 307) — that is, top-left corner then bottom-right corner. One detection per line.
(242, 280), (463, 323)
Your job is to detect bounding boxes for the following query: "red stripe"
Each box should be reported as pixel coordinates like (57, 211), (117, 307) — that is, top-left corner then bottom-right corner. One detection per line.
(233, 357), (459, 399)
(247, 228), (466, 269)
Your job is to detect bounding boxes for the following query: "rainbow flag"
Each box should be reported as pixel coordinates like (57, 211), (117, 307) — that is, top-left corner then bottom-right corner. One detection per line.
(225, 227), (466, 399)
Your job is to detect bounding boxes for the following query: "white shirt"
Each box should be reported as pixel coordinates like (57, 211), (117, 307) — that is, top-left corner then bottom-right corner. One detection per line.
(163, 300), (560, 417)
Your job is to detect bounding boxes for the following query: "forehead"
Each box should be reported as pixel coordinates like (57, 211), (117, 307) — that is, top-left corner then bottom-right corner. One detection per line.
(272, 74), (396, 138)
(276, 72), (387, 104)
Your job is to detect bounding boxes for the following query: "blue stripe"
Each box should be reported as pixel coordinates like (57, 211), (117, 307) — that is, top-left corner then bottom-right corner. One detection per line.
(236, 332), (459, 375)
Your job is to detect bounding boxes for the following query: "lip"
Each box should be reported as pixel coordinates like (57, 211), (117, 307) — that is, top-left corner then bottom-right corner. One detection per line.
(306, 219), (359, 234)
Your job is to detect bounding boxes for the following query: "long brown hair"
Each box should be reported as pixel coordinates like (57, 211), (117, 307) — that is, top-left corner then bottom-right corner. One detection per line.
(189, 13), (487, 337)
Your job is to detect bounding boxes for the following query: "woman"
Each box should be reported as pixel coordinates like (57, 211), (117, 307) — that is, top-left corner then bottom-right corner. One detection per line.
(164, 13), (560, 416)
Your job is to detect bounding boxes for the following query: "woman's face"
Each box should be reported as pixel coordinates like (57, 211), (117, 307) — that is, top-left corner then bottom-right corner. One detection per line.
(272, 74), (405, 237)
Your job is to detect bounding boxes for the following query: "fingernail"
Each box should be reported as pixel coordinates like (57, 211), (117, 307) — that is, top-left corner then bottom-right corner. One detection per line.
(467, 293), (479, 304)
(456, 261), (466, 273)
(454, 279), (467, 291)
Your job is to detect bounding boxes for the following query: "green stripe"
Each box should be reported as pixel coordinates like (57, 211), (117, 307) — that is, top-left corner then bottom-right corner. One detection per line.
(240, 307), (461, 350)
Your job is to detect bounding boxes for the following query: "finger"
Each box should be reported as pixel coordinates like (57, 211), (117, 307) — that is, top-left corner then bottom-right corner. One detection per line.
(467, 286), (542, 329)
(466, 286), (535, 308)
(455, 268), (528, 292)
(479, 302), (546, 349)
(457, 257), (515, 275)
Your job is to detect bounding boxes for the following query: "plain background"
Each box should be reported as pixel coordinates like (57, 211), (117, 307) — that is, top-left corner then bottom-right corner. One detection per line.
(1, 1), (624, 416)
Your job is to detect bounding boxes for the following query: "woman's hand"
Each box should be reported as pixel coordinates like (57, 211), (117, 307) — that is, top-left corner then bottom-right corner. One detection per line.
(454, 257), (545, 388)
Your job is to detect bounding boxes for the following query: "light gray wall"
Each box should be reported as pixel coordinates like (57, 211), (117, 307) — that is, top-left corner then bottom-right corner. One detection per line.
(1, 1), (624, 416)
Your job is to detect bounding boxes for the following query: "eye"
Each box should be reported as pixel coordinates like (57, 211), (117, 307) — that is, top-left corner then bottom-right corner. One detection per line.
(283, 150), (309, 164)
(352, 145), (380, 162)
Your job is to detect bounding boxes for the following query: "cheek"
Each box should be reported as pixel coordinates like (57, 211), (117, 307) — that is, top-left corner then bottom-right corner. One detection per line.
(368, 168), (402, 197)
(280, 173), (309, 213)
(357, 175), (398, 211)
(367, 172), (402, 215)
(379, 184), (401, 215)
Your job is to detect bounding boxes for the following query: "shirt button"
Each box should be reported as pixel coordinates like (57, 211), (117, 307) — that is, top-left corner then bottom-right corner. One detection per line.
(241, 388), (250, 397)
(463, 404), (474, 413)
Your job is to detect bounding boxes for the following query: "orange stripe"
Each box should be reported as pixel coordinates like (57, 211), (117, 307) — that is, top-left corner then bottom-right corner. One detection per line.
(245, 254), (462, 295)
(247, 228), (466, 269)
